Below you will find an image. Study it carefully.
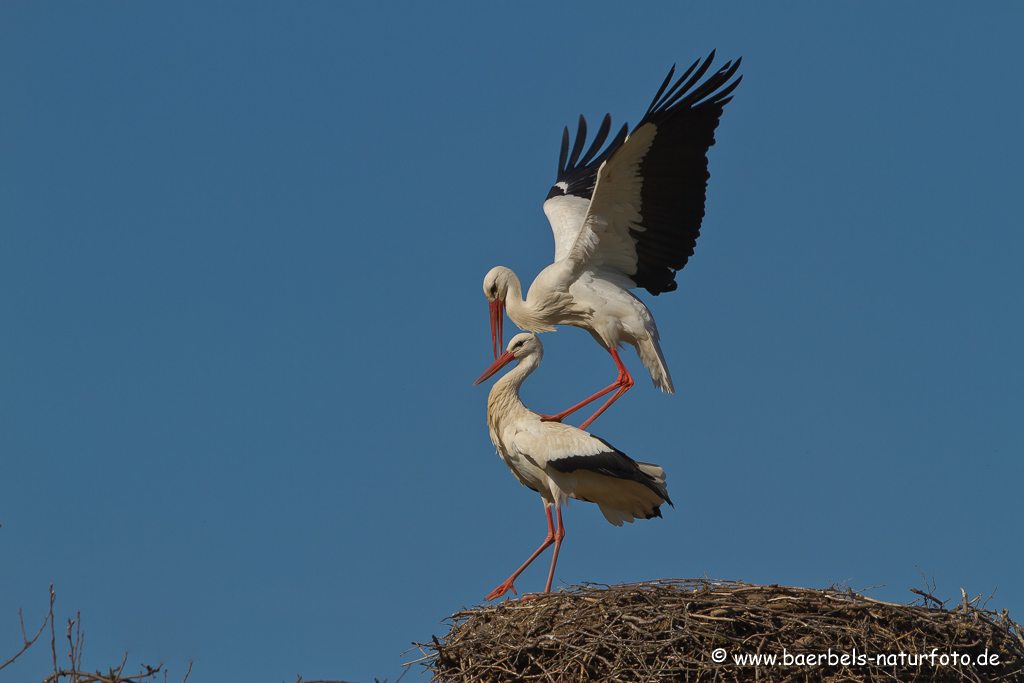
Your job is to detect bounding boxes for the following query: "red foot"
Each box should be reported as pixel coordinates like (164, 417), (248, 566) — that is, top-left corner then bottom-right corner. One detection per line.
(486, 580), (519, 601)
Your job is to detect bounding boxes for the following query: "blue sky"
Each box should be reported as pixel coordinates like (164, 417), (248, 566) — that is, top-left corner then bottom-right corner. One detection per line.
(2, 3), (1022, 682)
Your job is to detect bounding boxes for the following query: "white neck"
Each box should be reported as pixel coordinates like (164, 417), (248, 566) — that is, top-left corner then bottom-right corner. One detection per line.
(500, 268), (562, 334)
(487, 351), (542, 431)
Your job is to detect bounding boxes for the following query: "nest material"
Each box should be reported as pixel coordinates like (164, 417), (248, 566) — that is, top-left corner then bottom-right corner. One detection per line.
(417, 579), (1024, 682)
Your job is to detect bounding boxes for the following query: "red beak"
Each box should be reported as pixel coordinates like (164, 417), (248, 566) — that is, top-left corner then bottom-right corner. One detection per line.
(489, 299), (504, 360)
(474, 349), (515, 386)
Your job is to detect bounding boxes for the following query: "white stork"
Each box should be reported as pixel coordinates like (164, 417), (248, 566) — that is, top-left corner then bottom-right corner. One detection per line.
(484, 51), (742, 430)
(474, 332), (672, 601)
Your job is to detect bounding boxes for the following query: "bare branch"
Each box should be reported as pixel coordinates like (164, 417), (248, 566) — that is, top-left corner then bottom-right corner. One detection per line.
(0, 584), (55, 671)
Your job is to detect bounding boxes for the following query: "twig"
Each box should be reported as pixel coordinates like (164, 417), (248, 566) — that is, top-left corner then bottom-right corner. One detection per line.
(0, 583), (55, 671)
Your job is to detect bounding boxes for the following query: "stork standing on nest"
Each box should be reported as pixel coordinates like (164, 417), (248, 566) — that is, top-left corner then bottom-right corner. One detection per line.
(484, 51), (742, 430)
(474, 332), (672, 601)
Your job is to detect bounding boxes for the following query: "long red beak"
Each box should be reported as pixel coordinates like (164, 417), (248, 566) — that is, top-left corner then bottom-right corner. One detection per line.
(489, 299), (504, 360)
(474, 349), (515, 386)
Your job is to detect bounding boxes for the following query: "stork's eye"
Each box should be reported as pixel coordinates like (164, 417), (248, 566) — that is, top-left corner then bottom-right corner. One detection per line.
(490, 284), (498, 296)
(513, 340), (524, 349)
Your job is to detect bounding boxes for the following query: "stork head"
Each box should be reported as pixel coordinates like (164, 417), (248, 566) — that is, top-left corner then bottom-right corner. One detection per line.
(482, 266), (514, 359)
(474, 333), (542, 386)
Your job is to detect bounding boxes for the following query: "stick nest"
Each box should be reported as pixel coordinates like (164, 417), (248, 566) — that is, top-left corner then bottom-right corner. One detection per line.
(415, 579), (1024, 682)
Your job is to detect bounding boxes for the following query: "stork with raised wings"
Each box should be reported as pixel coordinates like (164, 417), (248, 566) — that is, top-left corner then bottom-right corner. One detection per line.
(474, 332), (672, 601)
(484, 51), (742, 430)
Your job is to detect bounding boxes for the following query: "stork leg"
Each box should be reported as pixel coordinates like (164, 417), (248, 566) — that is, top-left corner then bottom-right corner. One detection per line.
(540, 347), (634, 430)
(485, 506), (557, 601)
(543, 505), (566, 593)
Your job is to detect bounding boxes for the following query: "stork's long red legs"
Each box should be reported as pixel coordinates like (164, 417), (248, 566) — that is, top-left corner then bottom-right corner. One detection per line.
(486, 506), (566, 601)
(538, 348), (635, 430)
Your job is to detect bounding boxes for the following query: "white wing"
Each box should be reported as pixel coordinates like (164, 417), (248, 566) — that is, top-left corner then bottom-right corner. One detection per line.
(514, 419), (673, 526)
(564, 123), (656, 277)
(514, 420), (609, 468)
(543, 193), (590, 263)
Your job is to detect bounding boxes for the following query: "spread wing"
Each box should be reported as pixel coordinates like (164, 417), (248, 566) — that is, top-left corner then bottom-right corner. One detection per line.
(563, 52), (743, 295)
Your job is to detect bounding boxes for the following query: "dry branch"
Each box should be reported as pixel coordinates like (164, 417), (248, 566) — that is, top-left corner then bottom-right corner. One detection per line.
(3, 585), (192, 683)
(0, 584), (55, 672)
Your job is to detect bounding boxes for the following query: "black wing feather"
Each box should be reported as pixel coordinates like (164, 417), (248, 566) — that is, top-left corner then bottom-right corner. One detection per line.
(629, 52), (743, 295)
(546, 113), (628, 201)
(578, 113), (613, 169)
(653, 53), (715, 113)
(565, 115), (588, 172)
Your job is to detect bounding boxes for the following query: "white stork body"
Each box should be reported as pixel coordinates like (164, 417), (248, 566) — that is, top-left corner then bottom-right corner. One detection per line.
(484, 52), (742, 430)
(474, 332), (672, 601)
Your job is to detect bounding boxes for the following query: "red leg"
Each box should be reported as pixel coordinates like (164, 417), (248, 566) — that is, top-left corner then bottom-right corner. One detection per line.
(543, 506), (566, 593)
(485, 506), (556, 601)
(577, 348), (634, 429)
(540, 347), (634, 429)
